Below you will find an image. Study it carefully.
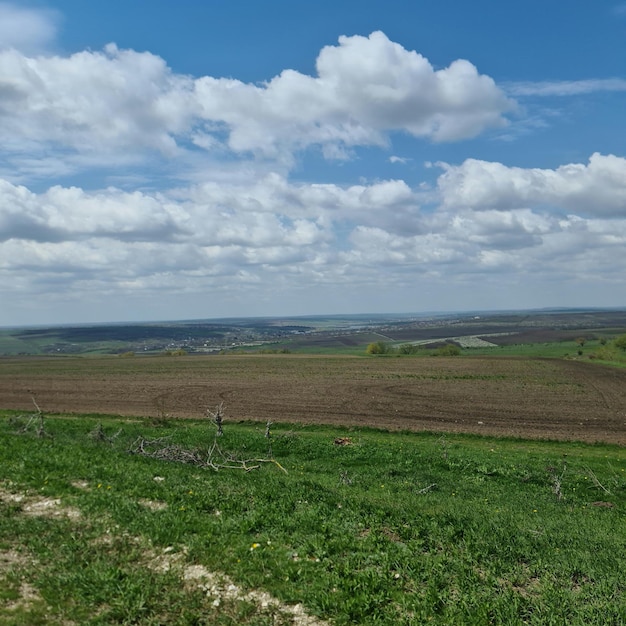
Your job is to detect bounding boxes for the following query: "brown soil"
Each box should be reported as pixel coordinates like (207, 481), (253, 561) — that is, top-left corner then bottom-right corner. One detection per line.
(1, 355), (625, 444)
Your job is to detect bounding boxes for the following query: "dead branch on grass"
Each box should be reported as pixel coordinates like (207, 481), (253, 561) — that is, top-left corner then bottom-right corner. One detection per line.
(129, 436), (204, 465)
(129, 436), (288, 474)
(88, 422), (122, 444)
(207, 402), (225, 436)
(130, 401), (287, 473)
(415, 483), (438, 495)
(14, 391), (51, 438)
(438, 436), (449, 461)
(265, 420), (273, 457)
(546, 462), (567, 500)
(583, 465), (612, 495)
(205, 439), (288, 473)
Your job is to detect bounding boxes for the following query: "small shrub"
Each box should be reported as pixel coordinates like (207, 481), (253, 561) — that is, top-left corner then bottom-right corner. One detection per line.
(614, 334), (626, 352)
(366, 341), (391, 355)
(398, 344), (422, 355)
(589, 346), (618, 361)
(164, 348), (188, 356)
(433, 343), (461, 357)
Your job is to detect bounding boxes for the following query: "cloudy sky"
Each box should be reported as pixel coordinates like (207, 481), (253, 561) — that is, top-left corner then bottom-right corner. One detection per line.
(1, 0), (625, 326)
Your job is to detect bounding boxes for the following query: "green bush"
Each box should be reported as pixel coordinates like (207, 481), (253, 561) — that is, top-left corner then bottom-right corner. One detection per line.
(164, 348), (188, 356)
(366, 341), (391, 355)
(433, 343), (461, 356)
(614, 334), (626, 351)
(398, 344), (422, 355)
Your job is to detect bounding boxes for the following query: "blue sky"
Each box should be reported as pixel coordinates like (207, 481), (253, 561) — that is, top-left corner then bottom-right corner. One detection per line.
(0, 1), (625, 325)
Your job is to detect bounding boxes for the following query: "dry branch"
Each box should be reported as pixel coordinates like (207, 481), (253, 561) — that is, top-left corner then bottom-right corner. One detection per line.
(583, 465), (612, 495)
(546, 463), (567, 500)
(207, 402), (225, 436)
(415, 483), (437, 495)
(128, 436), (288, 474)
(15, 391), (51, 438)
(89, 422), (122, 444)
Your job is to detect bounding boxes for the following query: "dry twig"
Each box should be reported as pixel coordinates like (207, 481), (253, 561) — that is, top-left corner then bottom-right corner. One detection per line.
(89, 422), (122, 444)
(415, 483), (437, 495)
(546, 462), (567, 500)
(583, 465), (612, 495)
(207, 402), (225, 436)
(16, 391), (51, 438)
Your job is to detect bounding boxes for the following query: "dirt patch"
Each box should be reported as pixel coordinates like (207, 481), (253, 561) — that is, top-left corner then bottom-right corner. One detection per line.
(0, 486), (81, 520)
(4, 582), (42, 611)
(0, 548), (31, 571)
(150, 547), (330, 625)
(138, 498), (168, 511)
(0, 546), (45, 617)
(1, 355), (626, 444)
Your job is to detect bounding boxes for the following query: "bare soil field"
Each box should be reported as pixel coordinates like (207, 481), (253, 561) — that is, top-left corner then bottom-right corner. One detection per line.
(1, 355), (625, 444)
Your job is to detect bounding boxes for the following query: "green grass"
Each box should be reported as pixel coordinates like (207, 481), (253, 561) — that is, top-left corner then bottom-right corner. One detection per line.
(1, 413), (626, 624)
(465, 340), (626, 368)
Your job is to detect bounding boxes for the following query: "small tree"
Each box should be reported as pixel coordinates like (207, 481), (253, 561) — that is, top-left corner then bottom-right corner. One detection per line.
(576, 337), (587, 348)
(366, 341), (391, 355)
(614, 334), (626, 352)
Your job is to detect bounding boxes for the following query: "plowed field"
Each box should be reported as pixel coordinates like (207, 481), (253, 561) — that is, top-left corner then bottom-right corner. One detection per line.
(1, 355), (626, 443)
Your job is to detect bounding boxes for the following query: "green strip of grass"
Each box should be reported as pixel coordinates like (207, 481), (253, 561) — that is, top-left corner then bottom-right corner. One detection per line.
(1, 412), (626, 624)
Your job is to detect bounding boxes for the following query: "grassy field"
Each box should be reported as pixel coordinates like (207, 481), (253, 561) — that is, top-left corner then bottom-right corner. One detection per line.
(2, 413), (626, 624)
(463, 338), (626, 363)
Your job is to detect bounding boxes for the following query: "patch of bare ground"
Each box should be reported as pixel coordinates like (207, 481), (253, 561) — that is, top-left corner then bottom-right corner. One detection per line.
(4, 581), (41, 610)
(149, 548), (331, 625)
(0, 489), (77, 623)
(0, 546), (76, 624)
(138, 497), (168, 511)
(0, 484), (81, 520)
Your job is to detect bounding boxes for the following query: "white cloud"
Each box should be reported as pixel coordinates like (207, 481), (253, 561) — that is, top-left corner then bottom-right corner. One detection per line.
(0, 31), (514, 179)
(195, 31), (514, 157)
(3, 150), (626, 319)
(0, 44), (197, 167)
(437, 153), (626, 216)
(0, 3), (59, 54)
(507, 78), (626, 97)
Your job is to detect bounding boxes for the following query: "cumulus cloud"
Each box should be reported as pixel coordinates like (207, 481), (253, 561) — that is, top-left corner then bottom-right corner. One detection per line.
(436, 153), (626, 216)
(188, 32), (514, 156)
(0, 44), (197, 165)
(196, 31), (513, 158)
(3, 149), (626, 317)
(0, 3), (59, 54)
(0, 31), (514, 177)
